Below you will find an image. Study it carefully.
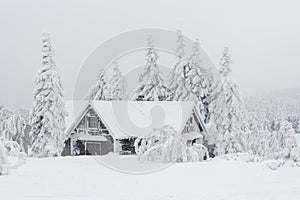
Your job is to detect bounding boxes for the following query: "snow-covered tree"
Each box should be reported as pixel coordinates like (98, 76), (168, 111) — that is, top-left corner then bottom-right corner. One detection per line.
(264, 121), (299, 160)
(0, 139), (26, 175)
(185, 39), (210, 118)
(176, 30), (184, 58)
(132, 36), (167, 101)
(0, 138), (8, 175)
(135, 125), (186, 162)
(166, 30), (196, 101)
(0, 106), (12, 139)
(103, 62), (127, 100)
(85, 70), (108, 100)
(208, 47), (245, 156)
(245, 88), (300, 134)
(135, 125), (208, 162)
(278, 121), (298, 159)
(297, 118), (300, 133)
(1, 109), (31, 153)
(0, 106), (12, 126)
(30, 33), (67, 157)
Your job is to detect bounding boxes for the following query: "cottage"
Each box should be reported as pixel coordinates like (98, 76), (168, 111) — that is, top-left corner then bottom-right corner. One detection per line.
(62, 101), (208, 156)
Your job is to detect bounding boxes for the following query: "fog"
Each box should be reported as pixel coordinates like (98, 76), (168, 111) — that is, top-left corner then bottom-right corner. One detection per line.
(1, 0), (300, 108)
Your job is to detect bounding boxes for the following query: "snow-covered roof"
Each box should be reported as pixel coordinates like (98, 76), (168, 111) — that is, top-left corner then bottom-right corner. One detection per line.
(65, 101), (204, 139)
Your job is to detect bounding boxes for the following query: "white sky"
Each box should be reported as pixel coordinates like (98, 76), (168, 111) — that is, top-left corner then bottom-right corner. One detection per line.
(0, 0), (300, 109)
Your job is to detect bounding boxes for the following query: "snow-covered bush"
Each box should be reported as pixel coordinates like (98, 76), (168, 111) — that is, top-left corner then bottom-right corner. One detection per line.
(241, 121), (300, 169)
(266, 160), (285, 170)
(265, 121), (299, 160)
(135, 125), (185, 162)
(0, 139), (9, 175)
(181, 143), (209, 162)
(0, 139), (26, 175)
(135, 125), (208, 163)
(1, 109), (31, 153)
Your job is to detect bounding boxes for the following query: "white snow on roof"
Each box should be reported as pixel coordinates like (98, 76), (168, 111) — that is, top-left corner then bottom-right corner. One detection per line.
(65, 100), (89, 133)
(65, 101), (198, 139)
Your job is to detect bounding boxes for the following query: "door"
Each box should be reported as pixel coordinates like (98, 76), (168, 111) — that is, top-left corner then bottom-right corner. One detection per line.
(85, 142), (101, 155)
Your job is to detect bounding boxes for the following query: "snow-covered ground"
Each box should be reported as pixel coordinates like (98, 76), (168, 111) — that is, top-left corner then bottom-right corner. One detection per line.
(0, 155), (300, 200)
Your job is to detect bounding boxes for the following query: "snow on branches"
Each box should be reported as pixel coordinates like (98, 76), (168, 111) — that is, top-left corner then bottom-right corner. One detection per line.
(103, 62), (127, 100)
(0, 107), (31, 154)
(132, 36), (168, 101)
(167, 31), (195, 101)
(86, 63), (127, 101)
(30, 33), (67, 157)
(208, 47), (246, 156)
(134, 125), (208, 162)
(0, 139), (26, 175)
(1, 109), (31, 153)
(262, 121), (299, 161)
(167, 33), (210, 121)
(86, 70), (108, 100)
(0, 139), (8, 175)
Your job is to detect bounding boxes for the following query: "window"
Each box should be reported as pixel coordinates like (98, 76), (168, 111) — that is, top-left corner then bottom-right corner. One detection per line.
(88, 117), (98, 128)
(183, 116), (195, 133)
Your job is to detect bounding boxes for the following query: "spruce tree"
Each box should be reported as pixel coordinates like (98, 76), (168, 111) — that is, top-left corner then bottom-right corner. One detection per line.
(30, 33), (66, 157)
(185, 39), (210, 118)
(103, 62), (127, 100)
(166, 30), (196, 101)
(132, 36), (167, 101)
(208, 47), (245, 156)
(85, 70), (108, 100)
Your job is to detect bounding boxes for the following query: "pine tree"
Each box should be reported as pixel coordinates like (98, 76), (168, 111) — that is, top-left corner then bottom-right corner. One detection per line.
(0, 138), (7, 165)
(0, 138), (9, 175)
(103, 62), (127, 100)
(0, 106), (13, 139)
(296, 118), (300, 133)
(85, 70), (108, 100)
(0, 106), (12, 127)
(30, 33), (67, 157)
(208, 47), (245, 156)
(185, 39), (210, 118)
(274, 121), (297, 159)
(166, 30), (196, 101)
(132, 36), (167, 101)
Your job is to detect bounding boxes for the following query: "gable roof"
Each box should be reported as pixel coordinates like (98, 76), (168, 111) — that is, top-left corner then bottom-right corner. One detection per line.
(65, 100), (207, 139)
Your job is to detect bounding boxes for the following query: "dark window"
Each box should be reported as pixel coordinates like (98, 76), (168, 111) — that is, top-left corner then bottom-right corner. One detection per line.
(88, 117), (98, 128)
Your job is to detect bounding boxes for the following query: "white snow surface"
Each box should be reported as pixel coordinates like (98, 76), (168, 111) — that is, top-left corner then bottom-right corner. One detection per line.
(0, 155), (300, 200)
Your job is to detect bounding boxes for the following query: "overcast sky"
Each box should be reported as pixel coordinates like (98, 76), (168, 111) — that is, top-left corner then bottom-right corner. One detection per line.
(0, 0), (300, 109)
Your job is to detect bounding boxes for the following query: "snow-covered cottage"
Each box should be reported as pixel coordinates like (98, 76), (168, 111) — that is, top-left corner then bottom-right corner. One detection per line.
(62, 101), (207, 156)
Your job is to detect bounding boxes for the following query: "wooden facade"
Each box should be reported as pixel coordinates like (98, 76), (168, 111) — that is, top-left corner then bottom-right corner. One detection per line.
(62, 107), (114, 156)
